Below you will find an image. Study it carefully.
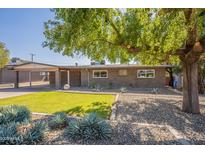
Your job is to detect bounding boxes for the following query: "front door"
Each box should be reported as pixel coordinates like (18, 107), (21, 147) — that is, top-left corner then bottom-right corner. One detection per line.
(70, 70), (81, 87)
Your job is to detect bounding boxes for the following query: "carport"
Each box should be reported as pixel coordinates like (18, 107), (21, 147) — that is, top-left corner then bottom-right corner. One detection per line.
(12, 62), (70, 89)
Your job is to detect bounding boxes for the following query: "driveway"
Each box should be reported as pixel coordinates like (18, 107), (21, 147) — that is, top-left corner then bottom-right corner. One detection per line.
(0, 87), (54, 99)
(114, 91), (205, 144)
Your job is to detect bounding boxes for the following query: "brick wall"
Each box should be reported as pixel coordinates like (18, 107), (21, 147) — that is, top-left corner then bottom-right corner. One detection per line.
(81, 67), (166, 88)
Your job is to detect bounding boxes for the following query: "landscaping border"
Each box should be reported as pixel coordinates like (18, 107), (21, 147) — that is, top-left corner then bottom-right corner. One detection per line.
(110, 93), (119, 120)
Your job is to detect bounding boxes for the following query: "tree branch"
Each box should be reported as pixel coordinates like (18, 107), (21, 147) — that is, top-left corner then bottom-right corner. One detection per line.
(105, 10), (121, 38)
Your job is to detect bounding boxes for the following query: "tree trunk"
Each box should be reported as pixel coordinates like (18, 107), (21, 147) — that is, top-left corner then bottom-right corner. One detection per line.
(198, 71), (205, 94)
(198, 64), (205, 94)
(182, 61), (200, 113)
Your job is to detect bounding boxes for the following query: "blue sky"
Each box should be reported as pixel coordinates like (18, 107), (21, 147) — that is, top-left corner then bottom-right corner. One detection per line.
(0, 8), (91, 66)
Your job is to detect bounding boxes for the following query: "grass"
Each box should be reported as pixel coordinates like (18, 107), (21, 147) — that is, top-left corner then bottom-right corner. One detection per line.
(0, 92), (115, 119)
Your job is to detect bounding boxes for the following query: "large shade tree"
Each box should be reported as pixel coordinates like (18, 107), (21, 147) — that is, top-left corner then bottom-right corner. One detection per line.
(0, 42), (9, 69)
(43, 8), (205, 114)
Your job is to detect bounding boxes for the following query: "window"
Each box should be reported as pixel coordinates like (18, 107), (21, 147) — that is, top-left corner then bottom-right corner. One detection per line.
(93, 70), (108, 78)
(40, 72), (46, 76)
(118, 69), (127, 76)
(40, 72), (49, 76)
(137, 69), (155, 78)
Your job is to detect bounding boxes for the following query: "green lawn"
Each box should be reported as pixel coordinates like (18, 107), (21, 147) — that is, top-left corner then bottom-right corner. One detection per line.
(0, 92), (115, 118)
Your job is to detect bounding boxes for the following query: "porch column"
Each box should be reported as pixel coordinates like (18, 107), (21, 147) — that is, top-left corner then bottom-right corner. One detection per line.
(29, 71), (32, 87)
(55, 70), (61, 89)
(14, 71), (19, 88)
(87, 69), (90, 87)
(67, 70), (70, 85)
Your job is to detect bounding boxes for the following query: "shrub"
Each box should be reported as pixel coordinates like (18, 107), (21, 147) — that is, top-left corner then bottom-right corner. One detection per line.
(0, 105), (31, 125)
(0, 105), (46, 145)
(0, 123), (23, 145)
(23, 121), (46, 144)
(48, 112), (69, 130)
(120, 87), (128, 93)
(65, 113), (112, 141)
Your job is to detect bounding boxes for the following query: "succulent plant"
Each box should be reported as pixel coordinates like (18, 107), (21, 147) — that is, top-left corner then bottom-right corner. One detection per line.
(65, 113), (112, 141)
(23, 121), (46, 144)
(0, 122), (22, 145)
(0, 105), (31, 125)
(48, 112), (69, 130)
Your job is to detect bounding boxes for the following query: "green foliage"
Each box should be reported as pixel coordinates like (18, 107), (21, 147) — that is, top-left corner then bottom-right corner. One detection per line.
(0, 123), (22, 145)
(0, 106), (45, 145)
(0, 105), (31, 125)
(48, 112), (69, 130)
(65, 113), (112, 141)
(0, 121), (46, 145)
(23, 121), (46, 144)
(0, 42), (9, 68)
(43, 9), (205, 65)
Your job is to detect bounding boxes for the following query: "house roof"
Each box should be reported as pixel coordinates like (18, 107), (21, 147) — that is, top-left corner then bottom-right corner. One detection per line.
(59, 64), (174, 69)
(12, 61), (174, 71)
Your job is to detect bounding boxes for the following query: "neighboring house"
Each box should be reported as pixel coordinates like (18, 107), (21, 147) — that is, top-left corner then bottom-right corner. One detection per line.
(12, 62), (173, 89)
(0, 59), (47, 84)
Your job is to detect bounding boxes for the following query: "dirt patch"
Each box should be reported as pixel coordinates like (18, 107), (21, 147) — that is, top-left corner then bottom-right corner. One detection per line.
(115, 94), (205, 144)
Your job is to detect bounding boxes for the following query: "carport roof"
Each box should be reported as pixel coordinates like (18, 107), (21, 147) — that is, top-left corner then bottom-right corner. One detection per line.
(12, 62), (59, 72)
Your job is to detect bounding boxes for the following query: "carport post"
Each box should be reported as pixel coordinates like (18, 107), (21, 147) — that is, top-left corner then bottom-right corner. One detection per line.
(14, 71), (19, 88)
(29, 71), (32, 87)
(55, 70), (61, 89)
(67, 70), (70, 85)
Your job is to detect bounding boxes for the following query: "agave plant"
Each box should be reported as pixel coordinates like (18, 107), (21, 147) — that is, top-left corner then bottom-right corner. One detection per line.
(0, 105), (31, 125)
(48, 112), (69, 130)
(65, 113), (112, 141)
(0, 122), (23, 145)
(23, 121), (46, 144)
(0, 106), (46, 145)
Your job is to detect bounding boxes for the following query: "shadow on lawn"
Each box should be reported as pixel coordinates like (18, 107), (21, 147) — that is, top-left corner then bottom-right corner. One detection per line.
(59, 101), (111, 119)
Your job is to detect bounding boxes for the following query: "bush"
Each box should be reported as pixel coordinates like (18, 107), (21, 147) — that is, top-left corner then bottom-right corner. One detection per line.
(0, 105), (45, 145)
(0, 123), (23, 145)
(23, 121), (46, 144)
(0, 105), (31, 125)
(120, 87), (128, 93)
(65, 113), (112, 141)
(48, 112), (69, 130)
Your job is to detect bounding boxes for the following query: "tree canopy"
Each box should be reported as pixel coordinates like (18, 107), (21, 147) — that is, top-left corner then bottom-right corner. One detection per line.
(0, 42), (9, 68)
(43, 9), (205, 65)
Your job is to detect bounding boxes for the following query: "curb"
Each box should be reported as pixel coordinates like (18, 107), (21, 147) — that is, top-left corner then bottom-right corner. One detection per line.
(110, 93), (119, 121)
(32, 112), (81, 120)
(58, 90), (118, 95)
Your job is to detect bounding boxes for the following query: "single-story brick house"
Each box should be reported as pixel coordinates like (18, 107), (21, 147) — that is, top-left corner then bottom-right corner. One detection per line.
(11, 62), (172, 89)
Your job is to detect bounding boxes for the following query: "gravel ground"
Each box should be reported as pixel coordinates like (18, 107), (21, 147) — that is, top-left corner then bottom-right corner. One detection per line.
(31, 114), (180, 145)
(115, 94), (205, 144)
